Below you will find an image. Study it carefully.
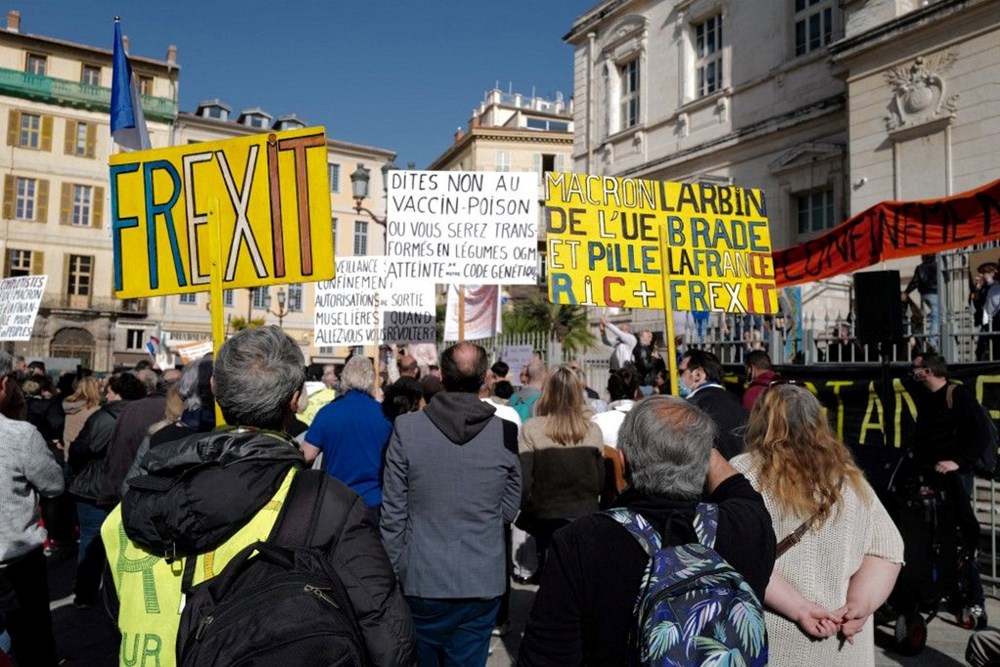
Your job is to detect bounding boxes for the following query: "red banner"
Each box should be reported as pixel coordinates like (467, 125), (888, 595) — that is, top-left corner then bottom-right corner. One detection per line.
(774, 179), (1000, 287)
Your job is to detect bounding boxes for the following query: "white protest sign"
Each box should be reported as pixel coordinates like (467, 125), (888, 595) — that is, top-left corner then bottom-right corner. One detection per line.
(314, 256), (436, 346)
(443, 284), (502, 341)
(0, 275), (47, 341)
(173, 340), (214, 364)
(386, 170), (538, 285)
(502, 345), (535, 377)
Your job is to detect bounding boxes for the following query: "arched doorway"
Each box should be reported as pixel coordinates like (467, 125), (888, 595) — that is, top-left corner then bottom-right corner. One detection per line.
(50, 327), (95, 370)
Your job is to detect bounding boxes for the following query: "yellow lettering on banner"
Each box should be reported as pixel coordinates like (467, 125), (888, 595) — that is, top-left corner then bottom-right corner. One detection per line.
(544, 172), (778, 313)
(109, 127), (334, 299)
(858, 381), (886, 445)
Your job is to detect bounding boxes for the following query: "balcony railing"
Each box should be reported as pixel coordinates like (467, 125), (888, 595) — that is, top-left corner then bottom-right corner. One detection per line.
(41, 294), (147, 314)
(0, 68), (176, 122)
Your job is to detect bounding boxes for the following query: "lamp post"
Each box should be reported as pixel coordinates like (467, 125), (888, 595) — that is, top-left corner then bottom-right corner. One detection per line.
(269, 287), (289, 329)
(350, 161), (396, 248)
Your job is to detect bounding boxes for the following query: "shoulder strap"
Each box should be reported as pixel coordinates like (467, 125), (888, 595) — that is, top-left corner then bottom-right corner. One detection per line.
(269, 469), (350, 549)
(775, 513), (818, 558)
(694, 503), (719, 548)
(946, 383), (956, 410)
(603, 508), (662, 555)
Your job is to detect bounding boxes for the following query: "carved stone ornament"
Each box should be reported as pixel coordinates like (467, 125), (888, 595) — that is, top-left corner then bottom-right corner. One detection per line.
(884, 54), (960, 132)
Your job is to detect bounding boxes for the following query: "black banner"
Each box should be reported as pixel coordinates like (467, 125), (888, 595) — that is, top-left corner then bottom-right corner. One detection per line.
(725, 362), (1000, 450)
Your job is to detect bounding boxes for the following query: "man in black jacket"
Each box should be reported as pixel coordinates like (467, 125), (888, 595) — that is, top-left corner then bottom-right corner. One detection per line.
(679, 349), (748, 459)
(102, 326), (415, 666)
(518, 396), (775, 664)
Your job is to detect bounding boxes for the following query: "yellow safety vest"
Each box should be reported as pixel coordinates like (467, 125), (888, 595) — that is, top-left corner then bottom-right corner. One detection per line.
(100, 468), (297, 667)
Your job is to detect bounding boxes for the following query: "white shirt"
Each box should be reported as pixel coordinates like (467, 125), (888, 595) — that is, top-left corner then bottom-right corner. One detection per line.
(481, 398), (522, 431)
(603, 321), (637, 370)
(591, 399), (636, 448)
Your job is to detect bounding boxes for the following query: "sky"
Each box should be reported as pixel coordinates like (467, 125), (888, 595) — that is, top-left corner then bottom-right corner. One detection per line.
(10, 0), (592, 168)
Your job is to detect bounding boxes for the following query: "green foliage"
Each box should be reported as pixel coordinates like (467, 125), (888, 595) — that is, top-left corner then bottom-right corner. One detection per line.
(229, 316), (266, 332)
(503, 297), (596, 352)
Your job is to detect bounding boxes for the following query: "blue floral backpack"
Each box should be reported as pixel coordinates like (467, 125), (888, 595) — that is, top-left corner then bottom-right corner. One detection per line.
(604, 504), (768, 666)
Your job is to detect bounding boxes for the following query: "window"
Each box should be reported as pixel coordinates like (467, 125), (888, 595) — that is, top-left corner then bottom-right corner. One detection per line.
(179, 293), (197, 305)
(695, 15), (724, 97)
(19, 113), (40, 149)
(287, 284), (303, 312)
(252, 287), (270, 309)
(15, 177), (36, 220)
(794, 0), (835, 56)
(67, 255), (92, 296)
(354, 220), (368, 255)
(319, 346), (334, 355)
(526, 118), (570, 132)
(619, 58), (640, 130)
(796, 189), (835, 234)
(81, 64), (101, 86)
(72, 121), (89, 156)
(25, 54), (46, 76)
(8, 249), (32, 277)
(72, 185), (93, 226)
(125, 329), (144, 350)
(137, 75), (153, 96)
(246, 114), (268, 129)
(329, 164), (340, 193)
(223, 289), (234, 307)
(495, 151), (510, 172)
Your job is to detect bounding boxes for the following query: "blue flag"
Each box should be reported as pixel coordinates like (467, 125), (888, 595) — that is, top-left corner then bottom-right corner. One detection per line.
(110, 18), (151, 151)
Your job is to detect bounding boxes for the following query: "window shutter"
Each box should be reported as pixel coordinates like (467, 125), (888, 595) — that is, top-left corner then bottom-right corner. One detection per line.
(6, 110), (19, 146)
(40, 116), (53, 152)
(2, 175), (12, 219)
(85, 122), (97, 158)
(63, 253), (71, 293)
(60, 183), (72, 225)
(31, 251), (44, 275)
(36, 179), (49, 222)
(93, 186), (104, 228)
(555, 154), (565, 172)
(64, 120), (76, 155)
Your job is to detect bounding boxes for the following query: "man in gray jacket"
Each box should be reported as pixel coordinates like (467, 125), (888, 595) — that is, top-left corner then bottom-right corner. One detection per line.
(0, 351), (65, 666)
(382, 341), (521, 666)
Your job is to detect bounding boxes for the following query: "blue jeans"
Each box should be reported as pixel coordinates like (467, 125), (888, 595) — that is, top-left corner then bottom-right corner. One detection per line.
(75, 501), (109, 604)
(406, 596), (500, 667)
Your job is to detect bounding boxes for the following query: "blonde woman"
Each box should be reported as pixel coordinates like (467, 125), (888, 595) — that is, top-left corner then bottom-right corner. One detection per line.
(61, 376), (101, 456)
(731, 383), (904, 666)
(518, 365), (605, 569)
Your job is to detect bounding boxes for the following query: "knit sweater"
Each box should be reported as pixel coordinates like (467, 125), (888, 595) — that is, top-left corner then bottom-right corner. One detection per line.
(732, 454), (904, 667)
(0, 413), (65, 562)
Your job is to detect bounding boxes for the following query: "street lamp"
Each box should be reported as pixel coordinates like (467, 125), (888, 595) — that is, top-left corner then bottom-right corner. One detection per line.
(350, 160), (396, 228)
(269, 286), (289, 328)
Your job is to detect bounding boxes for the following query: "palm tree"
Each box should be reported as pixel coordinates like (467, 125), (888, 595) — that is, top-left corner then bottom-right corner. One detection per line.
(503, 296), (596, 353)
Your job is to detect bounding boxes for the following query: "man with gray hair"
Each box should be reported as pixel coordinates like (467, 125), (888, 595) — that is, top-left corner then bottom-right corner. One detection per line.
(303, 354), (392, 523)
(102, 327), (414, 666)
(0, 351), (64, 666)
(519, 396), (775, 663)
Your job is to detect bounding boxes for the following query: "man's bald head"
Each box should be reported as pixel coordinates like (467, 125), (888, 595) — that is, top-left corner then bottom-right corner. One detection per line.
(526, 357), (547, 387)
(440, 342), (489, 393)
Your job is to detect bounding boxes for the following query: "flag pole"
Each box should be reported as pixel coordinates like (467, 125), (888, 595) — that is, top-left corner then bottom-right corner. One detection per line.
(659, 222), (679, 393)
(208, 196), (226, 425)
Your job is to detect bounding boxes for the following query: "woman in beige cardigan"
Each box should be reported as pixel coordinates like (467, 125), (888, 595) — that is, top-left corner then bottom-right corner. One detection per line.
(518, 365), (604, 570)
(61, 376), (101, 458)
(732, 382), (904, 666)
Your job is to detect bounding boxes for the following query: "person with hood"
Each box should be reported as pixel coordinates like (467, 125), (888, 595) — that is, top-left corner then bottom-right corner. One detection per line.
(742, 350), (777, 411)
(101, 325), (415, 666)
(381, 341), (521, 666)
(68, 371), (147, 606)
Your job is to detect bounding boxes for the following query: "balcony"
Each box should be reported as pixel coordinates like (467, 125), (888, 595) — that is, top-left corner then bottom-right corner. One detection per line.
(41, 294), (148, 315)
(0, 68), (176, 122)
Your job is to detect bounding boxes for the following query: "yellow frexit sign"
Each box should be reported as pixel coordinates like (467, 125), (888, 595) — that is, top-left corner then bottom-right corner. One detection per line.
(109, 127), (334, 299)
(544, 172), (778, 314)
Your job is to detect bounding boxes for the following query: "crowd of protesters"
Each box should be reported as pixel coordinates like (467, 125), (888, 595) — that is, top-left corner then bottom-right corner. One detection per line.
(1, 319), (996, 666)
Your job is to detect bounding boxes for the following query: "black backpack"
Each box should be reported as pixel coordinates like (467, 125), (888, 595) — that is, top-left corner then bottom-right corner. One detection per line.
(176, 470), (370, 666)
